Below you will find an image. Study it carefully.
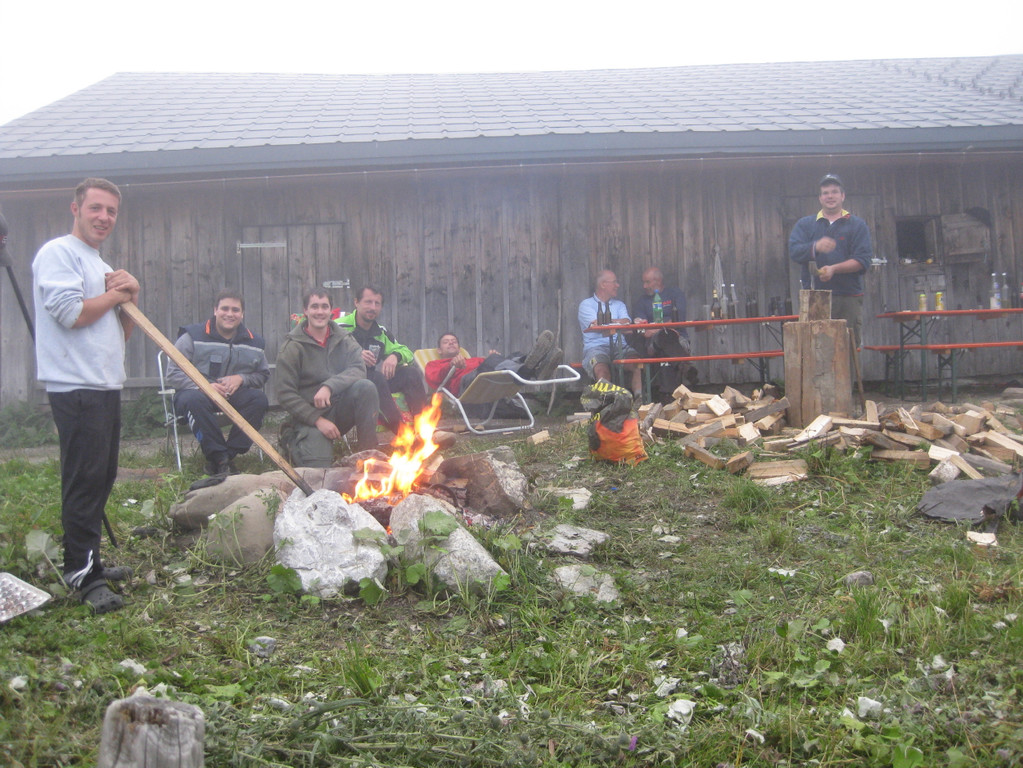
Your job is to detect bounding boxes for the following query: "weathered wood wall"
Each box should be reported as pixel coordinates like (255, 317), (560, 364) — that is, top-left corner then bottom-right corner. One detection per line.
(3, 151), (1023, 408)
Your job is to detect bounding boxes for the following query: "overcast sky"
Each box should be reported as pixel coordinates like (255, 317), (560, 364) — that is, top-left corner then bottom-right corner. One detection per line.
(1, 0), (1018, 126)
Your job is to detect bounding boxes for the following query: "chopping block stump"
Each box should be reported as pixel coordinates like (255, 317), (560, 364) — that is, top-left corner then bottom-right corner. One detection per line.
(783, 290), (851, 427)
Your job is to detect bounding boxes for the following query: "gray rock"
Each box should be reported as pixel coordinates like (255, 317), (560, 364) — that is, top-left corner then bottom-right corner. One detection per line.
(249, 636), (277, 659)
(169, 474), (279, 532)
(844, 570), (875, 587)
(205, 489), (283, 566)
(168, 468), (352, 532)
(552, 564), (620, 603)
(274, 489), (388, 598)
(543, 487), (592, 511)
(547, 524), (609, 557)
(439, 447), (528, 516)
(389, 493), (507, 596)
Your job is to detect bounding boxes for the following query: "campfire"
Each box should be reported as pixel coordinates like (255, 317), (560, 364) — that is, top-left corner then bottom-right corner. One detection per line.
(343, 393), (445, 506)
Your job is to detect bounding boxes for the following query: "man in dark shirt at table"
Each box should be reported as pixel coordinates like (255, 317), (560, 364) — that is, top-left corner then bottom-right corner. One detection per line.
(788, 174), (873, 349)
(631, 267), (694, 399)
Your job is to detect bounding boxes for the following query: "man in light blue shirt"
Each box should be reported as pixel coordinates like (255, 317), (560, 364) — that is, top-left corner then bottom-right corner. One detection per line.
(578, 269), (642, 396)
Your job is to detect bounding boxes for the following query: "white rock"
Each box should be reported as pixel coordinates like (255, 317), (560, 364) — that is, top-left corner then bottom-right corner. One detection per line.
(857, 696), (883, 719)
(543, 487), (592, 510)
(274, 489), (388, 598)
(666, 699), (696, 729)
(552, 565), (620, 603)
(389, 494), (507, 596)
(655, 677), (680, 697)
(547, 524), (609, 557)
(118, 659), (146, 676)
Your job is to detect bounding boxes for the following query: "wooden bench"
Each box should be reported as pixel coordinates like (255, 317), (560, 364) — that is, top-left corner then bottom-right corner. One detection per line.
(866, 341), (1023, 401)
(613, 350), (784, 402)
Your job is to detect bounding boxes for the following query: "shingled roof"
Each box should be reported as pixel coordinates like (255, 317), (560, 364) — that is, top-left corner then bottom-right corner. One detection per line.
(1, 55), (1022, 184)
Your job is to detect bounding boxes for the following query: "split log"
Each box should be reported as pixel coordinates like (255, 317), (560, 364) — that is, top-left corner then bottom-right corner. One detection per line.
(928, 412), (957, 436)
(864, 400), (879, 424)
(685, 444), (725, 470)
(725, 451), (754, 474)
(747, 459), (808, 485)
(961, 452), (1013, 475)
(882, 429), (932, 450)
(527, 430), (550, 445)
(869, 449), (931, 468)
(830, 415), (882, 430)
(948, 453), (984, 480)
(862, 431), (904, 451)
(981, 431), (1023, 460)
(721, 386), (752, 408)
(678, 419), (728, 447)
(743, 396), (789, 424)
(755, 412), (786, 434)
(706, 395), (732, 417)
(652, 418), (692, 436)
(954, 410), (986, 436)
(791, 415), (833, 444)
(736, 422), (762, 446)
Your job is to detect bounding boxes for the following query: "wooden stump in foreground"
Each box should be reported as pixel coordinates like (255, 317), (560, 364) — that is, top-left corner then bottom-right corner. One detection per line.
(97, 691), (204, 768)
(783, 290), (852, 427)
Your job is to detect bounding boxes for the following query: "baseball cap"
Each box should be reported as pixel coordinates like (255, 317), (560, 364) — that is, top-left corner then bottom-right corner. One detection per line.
(819, 173), (844, 189)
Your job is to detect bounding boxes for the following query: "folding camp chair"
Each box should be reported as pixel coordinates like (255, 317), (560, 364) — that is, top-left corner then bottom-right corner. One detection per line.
(413, 348), (580, 435)
(157, 350), (263, 471)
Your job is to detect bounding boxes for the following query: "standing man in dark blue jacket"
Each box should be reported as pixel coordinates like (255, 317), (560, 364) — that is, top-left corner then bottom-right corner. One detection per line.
(788, 174), (873, 349)
(166, 290), (270, 476)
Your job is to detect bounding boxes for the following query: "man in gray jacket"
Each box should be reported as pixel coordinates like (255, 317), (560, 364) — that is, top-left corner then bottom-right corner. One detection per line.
(276, 289), (380, 465)
(165, 290), (270, 477)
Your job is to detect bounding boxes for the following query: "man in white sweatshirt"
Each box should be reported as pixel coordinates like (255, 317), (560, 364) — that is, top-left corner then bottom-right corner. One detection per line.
(32, 178), (139, 614)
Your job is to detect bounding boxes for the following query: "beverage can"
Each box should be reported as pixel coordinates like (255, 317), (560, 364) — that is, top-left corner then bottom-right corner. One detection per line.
(918, 293), (927, 311)
(935, 292), (945, 311)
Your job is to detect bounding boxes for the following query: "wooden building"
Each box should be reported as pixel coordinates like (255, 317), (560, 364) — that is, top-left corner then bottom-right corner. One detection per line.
(2, 57), (1023, 408)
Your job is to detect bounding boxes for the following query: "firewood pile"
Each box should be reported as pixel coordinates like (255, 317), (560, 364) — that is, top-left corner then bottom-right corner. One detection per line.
(628, 384), (1023, 486)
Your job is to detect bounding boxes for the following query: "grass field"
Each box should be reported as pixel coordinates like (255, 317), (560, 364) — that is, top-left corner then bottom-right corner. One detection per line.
(1, 419), (1022, 767)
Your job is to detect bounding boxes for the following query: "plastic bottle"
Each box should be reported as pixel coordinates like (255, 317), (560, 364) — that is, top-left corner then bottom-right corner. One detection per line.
(652, 291), (663, 322)
(991, 273), (1002, 309)
(729, 284), (739, 318)
(710, 289), (721, 320)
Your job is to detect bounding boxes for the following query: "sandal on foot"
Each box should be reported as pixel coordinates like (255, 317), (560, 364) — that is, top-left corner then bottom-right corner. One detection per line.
(79, 581), (125, 614)
(100, 565), (132, 582)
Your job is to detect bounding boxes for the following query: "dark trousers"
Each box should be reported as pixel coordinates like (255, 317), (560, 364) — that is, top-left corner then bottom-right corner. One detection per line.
(49, 389), (121, 589)
(366, 365), (428, 430)
(289, 379), (380, 466)
(174, 387), (268, 462)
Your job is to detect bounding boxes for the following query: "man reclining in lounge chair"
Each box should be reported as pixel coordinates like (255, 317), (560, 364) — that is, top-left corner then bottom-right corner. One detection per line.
(424, 331), (563, 395)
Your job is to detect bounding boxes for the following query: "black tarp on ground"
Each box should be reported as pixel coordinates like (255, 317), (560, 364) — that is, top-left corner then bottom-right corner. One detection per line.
(917, 473), (1022, 528)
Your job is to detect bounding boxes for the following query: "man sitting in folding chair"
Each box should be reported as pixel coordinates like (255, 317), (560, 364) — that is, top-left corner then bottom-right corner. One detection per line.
(423, 331), (561, 403)
(165, 290), (270, 477)
(417, 330), (577, 434)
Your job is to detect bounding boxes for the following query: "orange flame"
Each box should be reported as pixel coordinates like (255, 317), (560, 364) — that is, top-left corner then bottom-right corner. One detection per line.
(343, 393), (444, 504)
